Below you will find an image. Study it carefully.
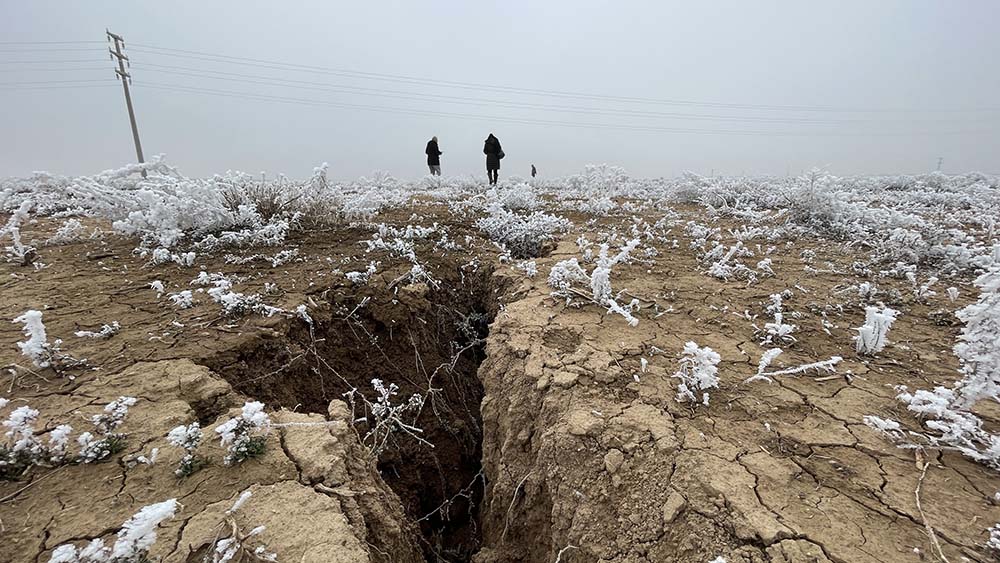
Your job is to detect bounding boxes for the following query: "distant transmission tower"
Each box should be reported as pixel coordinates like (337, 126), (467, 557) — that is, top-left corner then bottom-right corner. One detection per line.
(936, 157), (943, 172)
(107, 30), (146, 177)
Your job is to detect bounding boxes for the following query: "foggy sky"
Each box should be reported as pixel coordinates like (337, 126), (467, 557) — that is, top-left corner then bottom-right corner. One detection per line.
(2, 1), (999, 180)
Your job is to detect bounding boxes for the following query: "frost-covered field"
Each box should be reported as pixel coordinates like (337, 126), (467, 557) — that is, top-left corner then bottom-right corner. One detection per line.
(1, 159), (1000, 562)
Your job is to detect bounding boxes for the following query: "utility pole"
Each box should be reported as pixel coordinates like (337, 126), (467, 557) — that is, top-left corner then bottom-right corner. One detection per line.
(107, 30), (146, 177)
(936, 157), (943, 172)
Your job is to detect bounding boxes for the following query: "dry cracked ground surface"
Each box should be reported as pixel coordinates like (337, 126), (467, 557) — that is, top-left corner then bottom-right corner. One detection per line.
(1, 201), (998, 563)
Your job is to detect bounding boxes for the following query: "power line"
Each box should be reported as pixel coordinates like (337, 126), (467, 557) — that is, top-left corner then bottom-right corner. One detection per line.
(0, 40), (105, 45)
(134, 80), (993, 138)
(0, 59), (111, 64)
(127, 42), (1000, 114)
(0, 47), (107, 53)
(129, 62), (994, 127)
(0, 67), (112, 72)
(0, 83), (117, 91)
(0, 78), (117, 85)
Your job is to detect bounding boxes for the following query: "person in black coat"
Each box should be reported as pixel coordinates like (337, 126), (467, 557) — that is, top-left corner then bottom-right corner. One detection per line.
(483, 133), (503, 185)
(425, 136), (442, 176)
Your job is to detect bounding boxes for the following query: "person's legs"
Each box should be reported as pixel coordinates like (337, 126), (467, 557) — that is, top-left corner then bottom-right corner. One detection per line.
(430, 165), (441, 176)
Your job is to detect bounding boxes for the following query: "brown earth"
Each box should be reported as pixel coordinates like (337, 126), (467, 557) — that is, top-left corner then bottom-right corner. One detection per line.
(1, 202), (998, 563)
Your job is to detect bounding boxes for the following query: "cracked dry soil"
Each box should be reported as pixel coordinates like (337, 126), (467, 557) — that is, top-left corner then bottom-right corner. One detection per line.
(1, 202), (999, 563)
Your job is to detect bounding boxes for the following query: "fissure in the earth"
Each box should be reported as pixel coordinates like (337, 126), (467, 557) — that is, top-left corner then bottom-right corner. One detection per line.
(204, 264), (498, 561)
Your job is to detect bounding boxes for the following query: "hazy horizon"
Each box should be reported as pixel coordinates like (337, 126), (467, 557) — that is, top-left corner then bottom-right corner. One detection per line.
(2, 1), (999, 180)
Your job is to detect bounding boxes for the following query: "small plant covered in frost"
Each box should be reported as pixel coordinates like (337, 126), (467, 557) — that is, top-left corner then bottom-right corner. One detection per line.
(75, 321), (120, 339)
(48, 498), (177, 562)
(215, 401), (271, 465)
(168, 290), (194, 308)
(13, 310), (60, 368)
(547, 239), (641, 326)
(673, 342), (721, 406)
(1, 200), (35, 265)
(205, 489), (278, 562)
(357, 378), (427, 456)
(1, 397), (136, 477)
(78, 397), (137, 463)
(745, 349), (842, 384)
(854, 304), (899, 355)
(866, 258), (1000, 469)
(167, 422), (205, 477)
(476, 203), (571, 258)
(758, 293), (796, 345)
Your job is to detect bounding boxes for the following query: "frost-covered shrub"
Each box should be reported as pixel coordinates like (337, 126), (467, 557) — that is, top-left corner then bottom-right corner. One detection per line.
(547, 258), (588, 294)
(866, 260), (1000, 468)
(78, 397), (137, 463)
(48, 498), (177, 562)
(759, 294), (796, 345)
(13, 310), (58, 368)
(515, 260), (538, 277)
(360, 379), (425, 456)
(205, 276), (282, 318)
(1, 403), (44, 476)
(673, 342), (721, 406)
(745, 349), (842, 384)
(953, 265), (1000, 407)
(854, 304), (899, 355)
(168, 290), (194, 309)
(547, 240), (641, 326)
(1, 397), (135, 478)
(987, 524), (1000, 552)
(346, 261), (379, 284)
(215, 402), (271, 465)
(491, 182), (538, 211)
(206, 490), (278, 563)
(75, 322), (120, 339)
(167, 422), (205, 477)
(1, 200), (35, 264)
(476, 204), (571, 258)
(46, 218), (84, 245)
(564, 164), (632, 197)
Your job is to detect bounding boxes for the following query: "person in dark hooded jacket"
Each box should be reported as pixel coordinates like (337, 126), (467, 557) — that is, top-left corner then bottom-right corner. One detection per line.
(483, 133), (503, 185)
(425, 136), (442, 175)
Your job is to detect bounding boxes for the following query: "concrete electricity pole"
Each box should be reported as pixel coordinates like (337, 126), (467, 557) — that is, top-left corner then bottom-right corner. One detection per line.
(107, 30), (146, 178)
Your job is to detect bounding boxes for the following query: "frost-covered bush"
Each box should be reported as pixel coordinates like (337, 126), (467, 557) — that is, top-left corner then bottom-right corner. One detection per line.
(168, 290), (194, 309)
(13, 310), (59, 368)
(547, 239), (641, 326)
(215, 402), (271, 465)
(476, 204), (571, 258)
(78, 397), (137, 463)
(167, 422), (205, 477)
(866, 260), (1000, 468)
(2, 200), (36, 264)
(758, 293), (796, 345)
(854, 304), (899, 355)
(204, 276), (282, 318)
(673, 342), (721, 406)
(547, 258), (588, 294)
(46, 218), (84, 245)
(75, 322), (120, 339)
(359, 378), (425, 456)
(490, 182), (538, 211)
(48, 498), (177, 562)
(206, 489), (278, 563)
(952, 264), (1000, 408)
(564, 164), (632, 198)
(1, 397), (136, 478)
